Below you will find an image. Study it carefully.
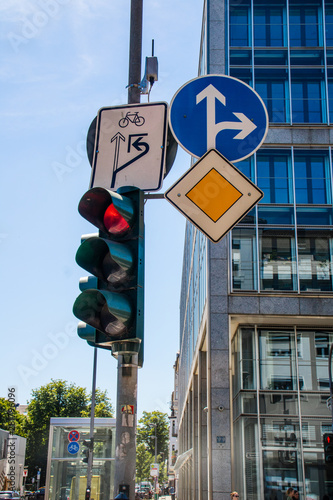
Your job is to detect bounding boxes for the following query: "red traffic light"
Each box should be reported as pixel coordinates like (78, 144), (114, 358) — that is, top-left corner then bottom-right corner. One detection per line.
(78, 187), (134, 238)
(103, 203), (130, 236)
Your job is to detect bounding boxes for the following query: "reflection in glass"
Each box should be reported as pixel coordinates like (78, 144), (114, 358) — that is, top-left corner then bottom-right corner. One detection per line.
(259, 393), (298, 415)
(259, 330), (297, 390)
(259, 230), (297, 291)
(297, 231), (333, 292)
(232, 229), (257, 291)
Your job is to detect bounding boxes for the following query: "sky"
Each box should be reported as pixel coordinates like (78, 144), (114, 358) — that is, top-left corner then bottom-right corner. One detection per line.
(0, 0), (204, 419)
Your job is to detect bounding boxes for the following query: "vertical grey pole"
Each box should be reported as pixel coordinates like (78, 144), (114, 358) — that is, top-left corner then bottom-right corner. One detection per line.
(128, 0), (143, 105)
(329, 343), (333, 431)
(154, 427), (157, 500)
(114, 354), (139, 500)
(114, 2), (142, 498)
(86, 347), (97, 499)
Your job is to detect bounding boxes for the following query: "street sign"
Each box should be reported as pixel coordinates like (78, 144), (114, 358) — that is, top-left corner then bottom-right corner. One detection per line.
(150, 463), (159, 477)
(68, 441), (80, 455)
(68, 430), (80, 442)
(169, 75), (268, 162)
(90, 102), (168, 191)
(164, 149), (263, 243)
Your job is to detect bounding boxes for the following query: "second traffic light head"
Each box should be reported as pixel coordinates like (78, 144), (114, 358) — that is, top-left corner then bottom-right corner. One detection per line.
(323, 433), (333, 464)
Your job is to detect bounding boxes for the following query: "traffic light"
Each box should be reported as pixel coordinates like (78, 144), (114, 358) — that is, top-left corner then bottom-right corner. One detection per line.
(82, 438), (94, 464)
(323, 433), (333, 464)
(73, 186), (144, 366)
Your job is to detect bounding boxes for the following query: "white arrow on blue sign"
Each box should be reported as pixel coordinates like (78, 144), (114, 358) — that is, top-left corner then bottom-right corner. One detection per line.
(169, 75), (269, 163)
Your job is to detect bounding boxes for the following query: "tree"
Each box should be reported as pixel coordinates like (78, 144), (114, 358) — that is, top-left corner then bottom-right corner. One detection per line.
(25, 379), (114, 486)
(136, 443), (153, 483)
(136, 411), (169, 486)
(0, 398), (27, 437)
(137, 411), (169, 459)
(80, 389), (114, 418)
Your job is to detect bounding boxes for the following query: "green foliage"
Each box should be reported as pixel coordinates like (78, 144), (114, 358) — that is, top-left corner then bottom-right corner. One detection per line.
(0, 398), (27, 437)
(136, 411), (169, 484)
(25, 379), (113, 486)
(137, 411), (169, 458)
(80, 389), (114, 417)
(136, 443), (153, 483)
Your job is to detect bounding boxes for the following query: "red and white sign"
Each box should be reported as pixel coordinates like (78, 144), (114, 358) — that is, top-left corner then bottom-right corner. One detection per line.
(68, 430), (80, 442)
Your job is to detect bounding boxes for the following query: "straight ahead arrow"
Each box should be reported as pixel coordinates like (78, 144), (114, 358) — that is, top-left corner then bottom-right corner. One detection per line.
(196, 84), (257, 148)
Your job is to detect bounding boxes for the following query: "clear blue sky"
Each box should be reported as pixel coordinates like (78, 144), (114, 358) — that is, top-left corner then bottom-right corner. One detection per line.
(0, 0), (203, 418)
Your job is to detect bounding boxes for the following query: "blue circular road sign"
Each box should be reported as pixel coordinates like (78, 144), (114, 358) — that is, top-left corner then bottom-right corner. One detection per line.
(68, 441), (80, 455)
(169, 75), (269, 162)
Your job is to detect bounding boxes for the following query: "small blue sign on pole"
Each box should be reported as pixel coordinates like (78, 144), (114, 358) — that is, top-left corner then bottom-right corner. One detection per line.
(169, 75), (269, 163)
(68, 442), (80, 455)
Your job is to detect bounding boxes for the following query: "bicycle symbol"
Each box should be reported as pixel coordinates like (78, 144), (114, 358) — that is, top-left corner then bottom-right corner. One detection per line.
(118, 111), (145, 128)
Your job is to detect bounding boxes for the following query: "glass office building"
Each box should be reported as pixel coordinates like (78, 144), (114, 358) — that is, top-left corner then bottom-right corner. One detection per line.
(175, 1), (333, 499)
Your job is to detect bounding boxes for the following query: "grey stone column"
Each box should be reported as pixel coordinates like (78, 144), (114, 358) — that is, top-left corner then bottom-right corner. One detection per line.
(199, 350), (208, 500)
(208, 237), (232, 500)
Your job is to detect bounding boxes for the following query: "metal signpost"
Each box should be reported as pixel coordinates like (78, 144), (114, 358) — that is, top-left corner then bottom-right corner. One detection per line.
(90, 102), (168, 191)
(169, 74), (269, 163)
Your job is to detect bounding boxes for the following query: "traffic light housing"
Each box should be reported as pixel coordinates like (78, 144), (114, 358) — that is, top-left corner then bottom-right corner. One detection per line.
(323, 433), (333, 464)
(73, 186), (144, 366)
(82, 438), (94, 464)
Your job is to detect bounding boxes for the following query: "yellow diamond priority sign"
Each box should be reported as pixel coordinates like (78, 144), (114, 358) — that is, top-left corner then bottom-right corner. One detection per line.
(164, 149), (263, 243)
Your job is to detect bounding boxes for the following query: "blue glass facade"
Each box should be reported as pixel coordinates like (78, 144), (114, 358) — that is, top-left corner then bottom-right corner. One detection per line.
(179, 224), (207, 410)
(228, 0), (333, 125)
(176, 1), (333, 499)
(232, 148), (333, 293)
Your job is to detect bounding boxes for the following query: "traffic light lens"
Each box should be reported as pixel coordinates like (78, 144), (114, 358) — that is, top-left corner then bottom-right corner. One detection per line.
(103, 204), (130, 236)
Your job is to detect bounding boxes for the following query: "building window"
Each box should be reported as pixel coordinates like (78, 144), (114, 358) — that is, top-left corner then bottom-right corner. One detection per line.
(256, 78), (288, 123)
(315, 333), (330, 357)
(232, 228), (257, 291)
(297, 231), (333, 291)
(256, 151), (292, 203)
(294, 152), (331, 204)
(254, 6), (285, 47)
(328, 74), (333, 123)
(325, 5), (333, 46)
(232, 326), (333, 500)
(259, 329), (297, 390)
(289, 6), (320, 47)
(291, 78), (323, 123)
(230, 8), (250, 46)
(260, 230), (297, 291)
